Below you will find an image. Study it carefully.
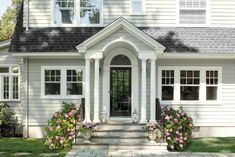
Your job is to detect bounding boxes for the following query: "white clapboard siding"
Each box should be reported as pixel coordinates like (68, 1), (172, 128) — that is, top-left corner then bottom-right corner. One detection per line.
(211, 0), (235, 26)
(27, 59), (85, 125)
(157, 59), (235, 126)
(0, 48), (23, 123)
(24, 0), (235, 27)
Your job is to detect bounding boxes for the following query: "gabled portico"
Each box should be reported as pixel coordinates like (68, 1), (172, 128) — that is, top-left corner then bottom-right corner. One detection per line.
(76, 18), (165, 123)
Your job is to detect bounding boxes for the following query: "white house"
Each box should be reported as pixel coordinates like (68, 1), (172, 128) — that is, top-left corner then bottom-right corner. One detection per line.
(2, 0), (235, 138)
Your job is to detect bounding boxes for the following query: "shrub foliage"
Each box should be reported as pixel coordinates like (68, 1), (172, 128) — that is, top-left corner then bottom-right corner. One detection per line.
(0, 102), (15, 136)
(44, 102), (81, 149)
(162, 106), (193, 150)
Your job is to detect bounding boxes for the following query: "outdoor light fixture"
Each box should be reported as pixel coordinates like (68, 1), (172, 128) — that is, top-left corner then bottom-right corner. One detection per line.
(132, 108), (139, 124)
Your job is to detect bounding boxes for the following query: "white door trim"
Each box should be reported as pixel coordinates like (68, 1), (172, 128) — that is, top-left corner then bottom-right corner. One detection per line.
(102, 48), (139, 121)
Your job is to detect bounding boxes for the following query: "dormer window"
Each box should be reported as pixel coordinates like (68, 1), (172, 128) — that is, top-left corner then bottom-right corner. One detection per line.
(80, 0), (102, 25)
(131, 0), (144, 15)
(54, 0), (75, 25)
(53, 0), (102, 26)
(179, 0), (207, 24)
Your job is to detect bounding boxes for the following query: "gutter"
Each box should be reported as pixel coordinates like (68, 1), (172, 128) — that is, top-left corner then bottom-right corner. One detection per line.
(25, 0), (29, 31)
(24, 58), (29, 138)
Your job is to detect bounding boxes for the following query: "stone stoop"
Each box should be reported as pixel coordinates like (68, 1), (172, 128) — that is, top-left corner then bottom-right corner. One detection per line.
(74, 123), (168, 154)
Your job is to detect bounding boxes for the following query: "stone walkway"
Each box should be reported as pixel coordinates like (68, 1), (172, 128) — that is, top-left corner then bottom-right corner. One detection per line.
(65, 149), (235, 157)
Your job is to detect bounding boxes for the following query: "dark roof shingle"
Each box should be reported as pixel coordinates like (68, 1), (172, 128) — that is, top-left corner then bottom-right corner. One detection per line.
(9, 4), (235, 54)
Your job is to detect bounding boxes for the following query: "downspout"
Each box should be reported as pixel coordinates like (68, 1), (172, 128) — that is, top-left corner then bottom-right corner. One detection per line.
(25, 0), (29, 31)
(24, 58), (29, 138)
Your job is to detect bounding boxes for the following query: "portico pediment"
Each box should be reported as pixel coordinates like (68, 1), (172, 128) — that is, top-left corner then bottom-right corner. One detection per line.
(76, 18), (165, 59)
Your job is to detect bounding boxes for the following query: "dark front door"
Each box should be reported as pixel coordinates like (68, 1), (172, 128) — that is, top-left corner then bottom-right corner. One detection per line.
(110, 67), (131, 117)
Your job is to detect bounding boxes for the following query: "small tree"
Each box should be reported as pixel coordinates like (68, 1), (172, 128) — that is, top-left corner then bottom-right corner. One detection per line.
(0, 0), (22, 41)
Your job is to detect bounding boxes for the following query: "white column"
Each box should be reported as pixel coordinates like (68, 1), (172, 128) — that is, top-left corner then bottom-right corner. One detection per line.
(149, 59), (157, 123)
(140, 59), (147, 123)
(85, 59), (91, 123)
(93, 59), (100, 123)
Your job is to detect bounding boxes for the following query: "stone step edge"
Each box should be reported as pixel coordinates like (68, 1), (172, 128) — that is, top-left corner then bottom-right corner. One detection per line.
(92, 136), (147, 139)
(73, 142), (168, 146)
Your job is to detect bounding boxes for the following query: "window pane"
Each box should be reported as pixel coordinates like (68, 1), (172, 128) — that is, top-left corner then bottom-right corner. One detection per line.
(66, 69), (83, 95)
(67, 83), (83, 95)
(12, 66), (19, 73)
(206, 86), (217, 100)
(3, 77), (9, 99)
(55, 0), (75, 24)
(80, 0), (101, 25)
(45, 83), (60, 95)
(180, 86), (199, 100)
(45, 70), (61, 95)
(180, 10), (206, 24)
(0, 67), (9, 73)
(162, 86), (174, 100)
(132, 0), (143, 14)
(13, 76), (19, 99)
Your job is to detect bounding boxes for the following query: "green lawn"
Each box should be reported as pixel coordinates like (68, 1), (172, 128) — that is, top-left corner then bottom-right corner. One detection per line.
(183, 137), (235, 153)
(0, 138), (70, 157)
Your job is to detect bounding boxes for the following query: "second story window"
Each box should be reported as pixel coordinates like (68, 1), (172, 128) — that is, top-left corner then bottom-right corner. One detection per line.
(54, 0), (75, 25)
(131, 0), (144, 15)
(80, 0), (101, 25)
(179, 0), (207, 24)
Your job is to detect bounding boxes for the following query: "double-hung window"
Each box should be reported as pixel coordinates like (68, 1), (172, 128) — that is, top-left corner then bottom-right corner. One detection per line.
(159, 67), (221, 104)
(80, 0), (102, 25)
(53, 0), (102, 26)
(180, 70), (200, 100)
(179, 0), (207, 24)
(161, 70), (174, 101)
(54, 0), (75, 25)
(131, 0), (144, 15)
(42, 66), (84, 98)
(0, 66), (20, 101)
(206, 70), (218, 100)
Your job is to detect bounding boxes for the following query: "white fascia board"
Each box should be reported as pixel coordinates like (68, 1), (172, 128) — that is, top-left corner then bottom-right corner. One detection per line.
(11, 52), (83, 58)
(157, 53), (235, 59)
(76, 17), (165, 53)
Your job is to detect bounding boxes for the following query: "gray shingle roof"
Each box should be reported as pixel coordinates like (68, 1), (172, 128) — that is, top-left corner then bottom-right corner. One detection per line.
(9, 4), (235, 54)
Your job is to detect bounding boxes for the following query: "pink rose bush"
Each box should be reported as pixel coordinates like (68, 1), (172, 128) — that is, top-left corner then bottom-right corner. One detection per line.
(44, 102), (82, 149)
(161, 106), (193, 150)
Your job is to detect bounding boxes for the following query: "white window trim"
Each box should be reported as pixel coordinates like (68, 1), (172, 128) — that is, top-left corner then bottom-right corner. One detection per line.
(51, 0), (103, 27)
(176, 0), (210, 27)
(130, 0), (145, 15)
(41, 66), (85, 99)
(158, 66), (222, 105)
(0, 65), (20, 102)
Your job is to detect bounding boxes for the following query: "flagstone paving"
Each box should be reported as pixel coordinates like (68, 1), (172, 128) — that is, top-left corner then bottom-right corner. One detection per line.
(65, 149), (235, 157)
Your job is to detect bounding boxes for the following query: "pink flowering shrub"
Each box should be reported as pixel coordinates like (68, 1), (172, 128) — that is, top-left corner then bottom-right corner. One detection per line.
(161, 106), (193, 150)
(44, 102), (82, 149)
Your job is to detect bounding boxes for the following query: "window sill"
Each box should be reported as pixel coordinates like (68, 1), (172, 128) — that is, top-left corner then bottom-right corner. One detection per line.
(41, 95), (84, 100)
(160, 100), (222, 106)
(0, 99), (21, 102)
(51, 24), (103, 27)
(130, 13), (146, 16)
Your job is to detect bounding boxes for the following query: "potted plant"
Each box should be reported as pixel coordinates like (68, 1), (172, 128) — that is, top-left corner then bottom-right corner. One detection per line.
(79, 123), (99, 144)
(144, 123), (162, 143)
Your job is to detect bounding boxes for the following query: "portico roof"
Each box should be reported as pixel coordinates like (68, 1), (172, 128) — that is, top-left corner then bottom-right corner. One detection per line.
(76, 17), (166, 54)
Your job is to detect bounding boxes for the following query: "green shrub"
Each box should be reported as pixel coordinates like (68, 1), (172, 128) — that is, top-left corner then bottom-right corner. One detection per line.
(44, 102), (82, 149)
(161, 106), (193, 151)
(0, 102), (15, 137)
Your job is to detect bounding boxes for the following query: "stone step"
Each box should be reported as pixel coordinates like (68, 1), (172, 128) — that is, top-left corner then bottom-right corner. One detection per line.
(94, 131), (148, 138)
(92, 137), (148, 144)
(97, 124), (145, 131)
(72, 143), (168, 151)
